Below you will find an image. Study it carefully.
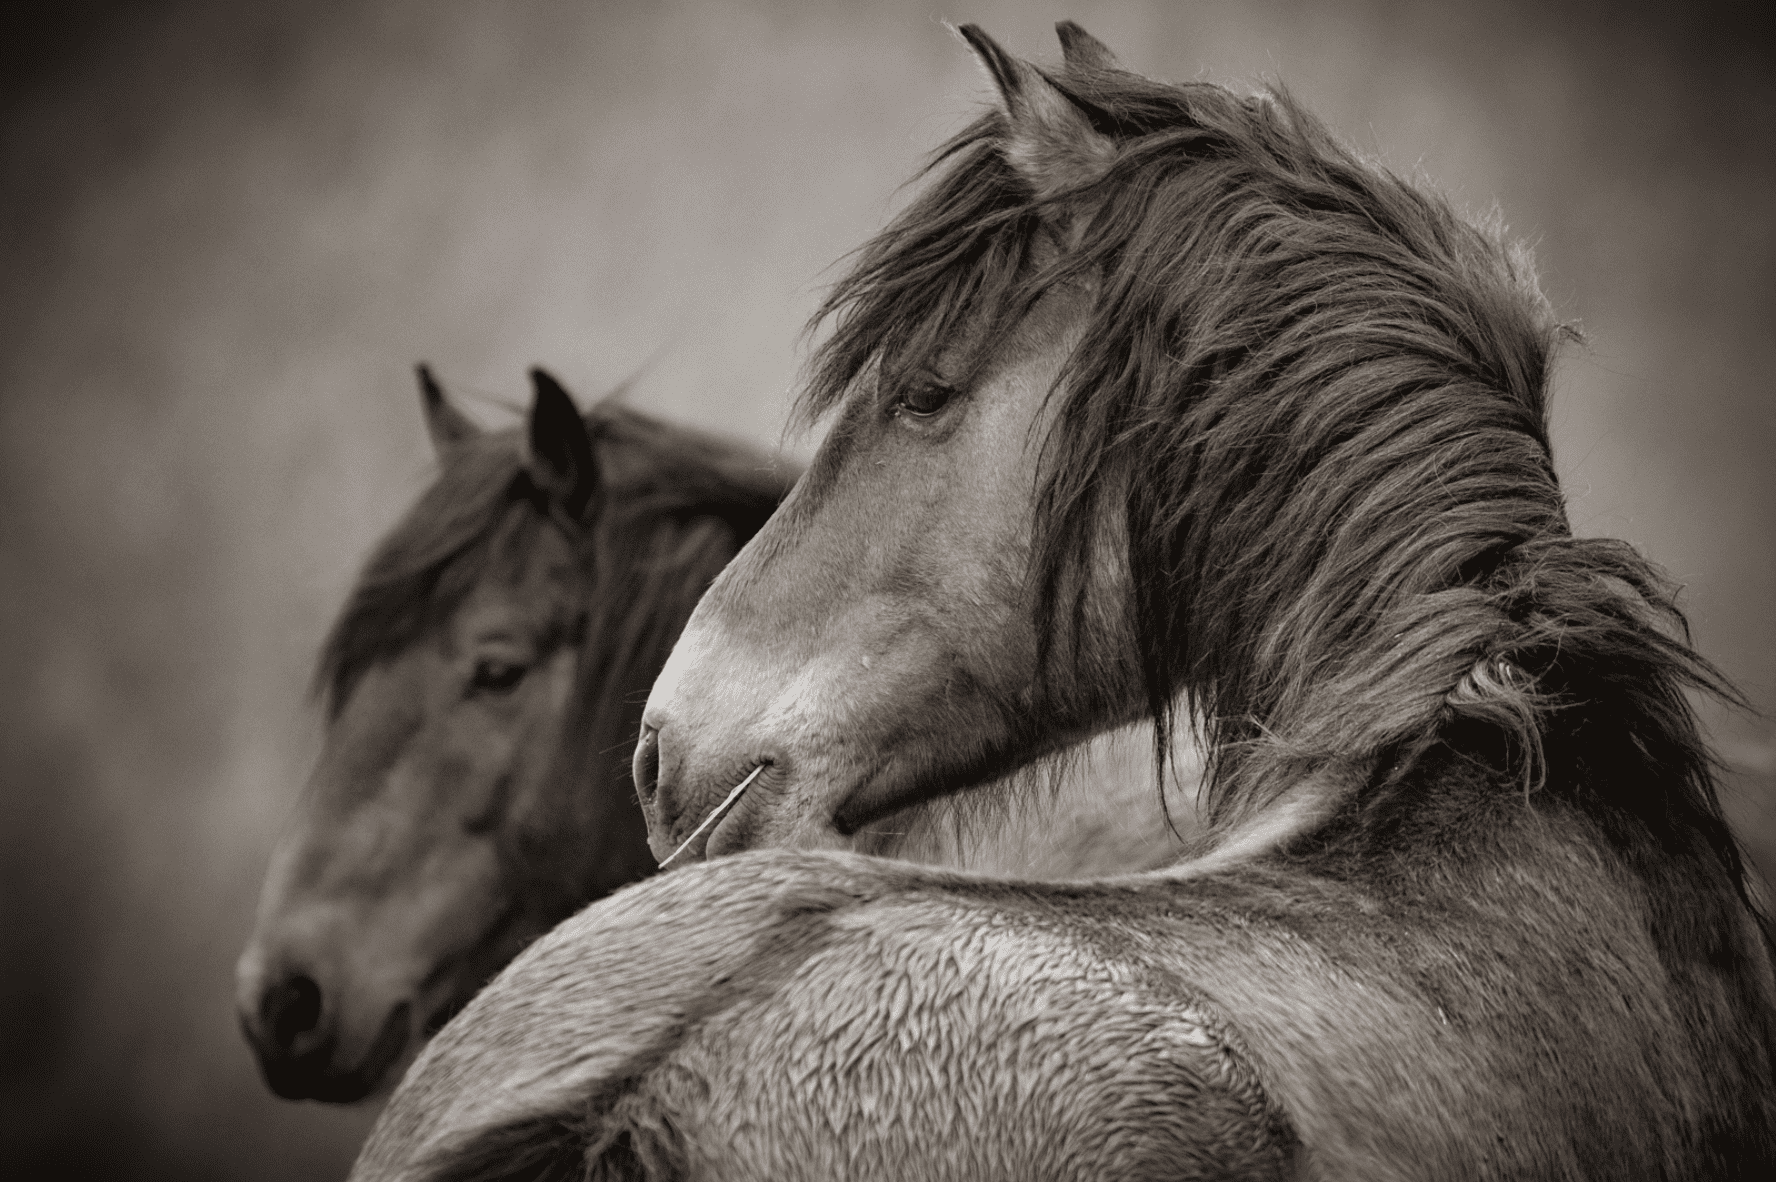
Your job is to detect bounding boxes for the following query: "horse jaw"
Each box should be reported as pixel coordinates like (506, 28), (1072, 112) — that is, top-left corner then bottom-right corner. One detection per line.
(853, 720), (1207, 876)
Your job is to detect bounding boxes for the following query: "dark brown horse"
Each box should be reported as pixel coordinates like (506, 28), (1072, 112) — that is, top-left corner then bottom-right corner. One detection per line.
(235, 368), (793, 1101)
(360, 23), (1775, 1178)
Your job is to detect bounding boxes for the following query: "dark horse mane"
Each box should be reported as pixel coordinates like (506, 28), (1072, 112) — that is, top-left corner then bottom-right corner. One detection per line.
(801, 47), (1762, 947)
(317, 397), (787, 718)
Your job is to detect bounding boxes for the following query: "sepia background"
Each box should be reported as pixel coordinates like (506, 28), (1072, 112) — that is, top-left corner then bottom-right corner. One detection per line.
(2, 1), (1771, 1178)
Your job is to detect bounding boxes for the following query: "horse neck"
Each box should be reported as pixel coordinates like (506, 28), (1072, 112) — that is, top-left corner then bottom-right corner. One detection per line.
(512, 510), (747, 911)
(1153, 408), (1570, 803)
(583, 510), (743, 728)
(589, 403), (796, 540)
(561, 413), (792, 781)
(1092, 355), (1752, 913)
(868, 720), (1206, 877)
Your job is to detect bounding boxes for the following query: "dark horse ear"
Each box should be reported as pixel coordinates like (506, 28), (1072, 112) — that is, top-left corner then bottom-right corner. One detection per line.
(956, 23), (1116, 205)
(526, 368), (599, 523)
(1055, 21), (1120, 72)
(417, 364), (481, 456)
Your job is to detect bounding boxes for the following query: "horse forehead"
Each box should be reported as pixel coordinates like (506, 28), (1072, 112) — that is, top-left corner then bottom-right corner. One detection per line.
(460, 529), (580, 620)
(845, 277), (1090, 458)
(973, 279), (1090, 409)
(320, 650), (428, 756)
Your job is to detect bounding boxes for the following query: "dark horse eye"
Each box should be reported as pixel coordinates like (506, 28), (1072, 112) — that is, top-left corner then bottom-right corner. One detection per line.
(470, 658), (528, 695)
(895, 379), (954, 418)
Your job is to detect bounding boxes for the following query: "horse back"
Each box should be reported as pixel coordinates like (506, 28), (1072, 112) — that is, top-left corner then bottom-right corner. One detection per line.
(360, 768), (1775, 1181)
(1203, 745), (1776, 1179)
(356, 853), (1303, 1182)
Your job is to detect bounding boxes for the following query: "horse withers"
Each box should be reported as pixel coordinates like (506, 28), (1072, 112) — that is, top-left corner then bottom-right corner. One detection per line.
(235, 368), (792, 1102)
(359, 22), (1774, 1181)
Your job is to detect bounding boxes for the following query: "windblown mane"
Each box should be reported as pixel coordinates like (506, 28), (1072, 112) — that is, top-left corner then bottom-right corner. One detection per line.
(316, 401), (786, 715)
(802, 57), (1759, 928)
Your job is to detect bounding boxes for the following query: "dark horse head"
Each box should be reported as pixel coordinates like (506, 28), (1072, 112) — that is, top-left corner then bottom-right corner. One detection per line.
(236, 367), (792, 1101)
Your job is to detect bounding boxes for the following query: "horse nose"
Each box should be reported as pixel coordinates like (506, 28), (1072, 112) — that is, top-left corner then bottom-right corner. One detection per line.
(635, 716), (693, 863)
(262, 973), (326, 1058)
(238, 963), (410, 1103)
(239, 967), (339, 1097)
(633, 715), (722, 862)
(633, 720), (662, 812)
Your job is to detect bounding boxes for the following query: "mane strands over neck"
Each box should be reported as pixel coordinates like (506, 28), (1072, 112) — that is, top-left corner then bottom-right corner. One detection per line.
(804, 50), (1757, 909)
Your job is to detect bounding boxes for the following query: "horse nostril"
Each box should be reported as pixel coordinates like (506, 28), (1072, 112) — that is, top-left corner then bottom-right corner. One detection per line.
(634, 722), (661, 806)
(263, 974), (324, 1054)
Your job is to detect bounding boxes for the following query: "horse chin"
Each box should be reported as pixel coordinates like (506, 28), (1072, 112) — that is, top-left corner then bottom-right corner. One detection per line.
(249, 998), (413, 1104)
(715, 753), (1014, 862)
(701, 762), (853, 859)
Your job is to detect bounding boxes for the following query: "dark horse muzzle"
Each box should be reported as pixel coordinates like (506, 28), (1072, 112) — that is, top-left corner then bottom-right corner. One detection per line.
(237, 955), (412, 1103)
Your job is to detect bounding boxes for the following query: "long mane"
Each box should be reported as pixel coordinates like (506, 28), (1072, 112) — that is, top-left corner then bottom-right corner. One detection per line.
(802, 58), (1758, 921)
(316, 401), (787, 716)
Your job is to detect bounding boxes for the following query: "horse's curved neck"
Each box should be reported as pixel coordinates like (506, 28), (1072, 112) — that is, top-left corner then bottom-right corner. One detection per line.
(516, 511), (749, 905)
(859, 719), (1208, 877)
(1099, 293), (1574, 812)
(1198, 511), (1560, 791)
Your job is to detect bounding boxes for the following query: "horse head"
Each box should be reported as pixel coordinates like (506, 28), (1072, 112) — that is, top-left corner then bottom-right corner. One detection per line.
(236, 369), (669, 1101)
(635, 24), (1159, 861)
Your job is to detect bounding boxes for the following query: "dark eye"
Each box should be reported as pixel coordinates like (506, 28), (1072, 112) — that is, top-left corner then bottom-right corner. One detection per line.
(893, 378), (955, 419)
(470, 658), (528, 695)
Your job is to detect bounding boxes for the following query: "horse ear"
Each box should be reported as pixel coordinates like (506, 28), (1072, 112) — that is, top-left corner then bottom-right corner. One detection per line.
(526, 368), (599, 522)
(417, 364), (480, 455)
(1055, 21), (1120, 72)
(956, 23), (1115, 204)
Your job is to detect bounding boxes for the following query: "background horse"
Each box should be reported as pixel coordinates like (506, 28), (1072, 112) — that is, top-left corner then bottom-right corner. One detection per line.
(358, 23), (1773, 1181)
(236, 367), (792, 1100)
(239, 366), (1201, 1103)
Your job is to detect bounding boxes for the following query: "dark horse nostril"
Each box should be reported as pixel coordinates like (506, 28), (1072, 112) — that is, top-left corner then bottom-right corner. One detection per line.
(263, 974), (324, 1053)
(634, 722), (661, 805)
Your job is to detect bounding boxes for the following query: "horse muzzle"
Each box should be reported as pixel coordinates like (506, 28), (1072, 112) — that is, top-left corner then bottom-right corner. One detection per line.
(634, 712), (825, 863)
(234, 945), (415, 1103)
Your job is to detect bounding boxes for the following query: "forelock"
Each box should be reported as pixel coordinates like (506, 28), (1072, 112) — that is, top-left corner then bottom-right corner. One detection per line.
(314, 434), (534, 715)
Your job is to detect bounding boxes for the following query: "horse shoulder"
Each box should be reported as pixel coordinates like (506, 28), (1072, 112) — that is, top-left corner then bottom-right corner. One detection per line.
(1167, 797), (1776, 1180)
(352, 851), (903, 1181)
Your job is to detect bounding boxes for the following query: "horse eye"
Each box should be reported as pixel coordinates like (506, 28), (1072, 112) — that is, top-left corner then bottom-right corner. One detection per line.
(470, 658), (528, 695)
(895, 379), (954, 418)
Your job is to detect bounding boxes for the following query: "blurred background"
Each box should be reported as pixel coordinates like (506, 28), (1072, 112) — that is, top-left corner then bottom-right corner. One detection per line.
(1, 1), (1770, 1178)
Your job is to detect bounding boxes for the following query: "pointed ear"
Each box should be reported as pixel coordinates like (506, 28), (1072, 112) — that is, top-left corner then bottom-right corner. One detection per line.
(956, 23), (1115, 204)
(1055, 21), (1120, 72)
(417, 364), (480, 456)
(526, 368), (599, 523)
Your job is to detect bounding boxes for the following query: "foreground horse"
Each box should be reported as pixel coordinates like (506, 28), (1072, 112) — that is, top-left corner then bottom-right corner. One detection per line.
(239, 368), (1199, 1103)
(360, 25), (1776, 1178)
(236, 369), (793, 1100)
